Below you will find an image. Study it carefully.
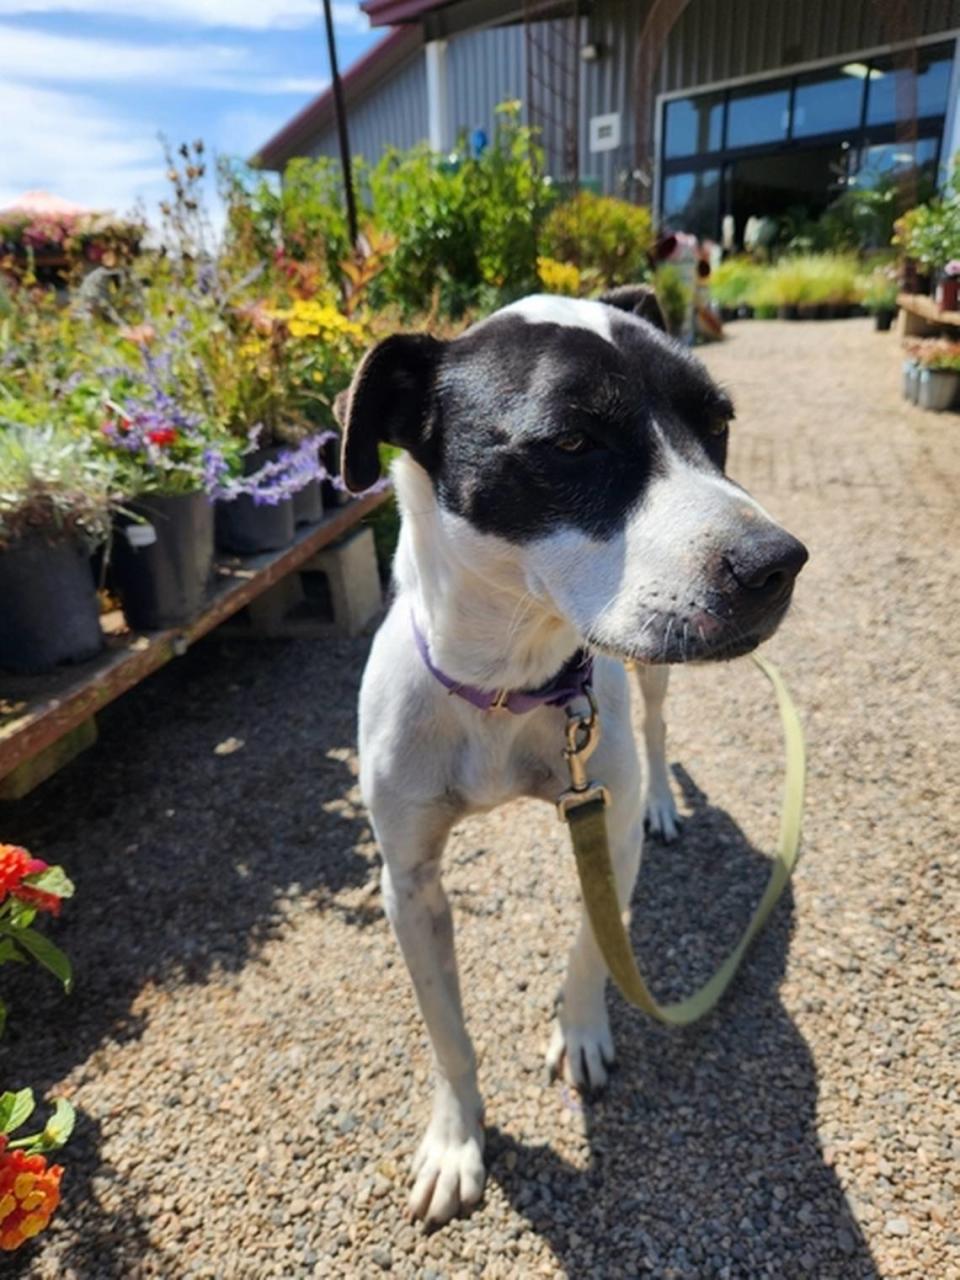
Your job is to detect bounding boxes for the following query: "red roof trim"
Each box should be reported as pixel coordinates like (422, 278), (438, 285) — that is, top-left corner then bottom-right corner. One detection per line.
(361, 0), (450, 25)
(253, 26), (421, 169)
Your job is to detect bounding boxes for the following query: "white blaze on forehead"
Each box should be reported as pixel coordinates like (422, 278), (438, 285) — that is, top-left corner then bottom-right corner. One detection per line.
(498, 294), (614, 343)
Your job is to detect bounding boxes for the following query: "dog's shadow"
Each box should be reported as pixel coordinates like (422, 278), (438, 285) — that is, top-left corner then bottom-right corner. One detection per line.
(485, 764), (879, 1278)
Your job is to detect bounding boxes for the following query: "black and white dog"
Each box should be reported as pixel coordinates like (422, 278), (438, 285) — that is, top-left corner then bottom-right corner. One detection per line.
(340, 288), (807, 1226)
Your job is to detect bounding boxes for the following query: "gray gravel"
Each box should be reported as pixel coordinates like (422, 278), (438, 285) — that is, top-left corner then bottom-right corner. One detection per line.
(1, 318), (958, 1279)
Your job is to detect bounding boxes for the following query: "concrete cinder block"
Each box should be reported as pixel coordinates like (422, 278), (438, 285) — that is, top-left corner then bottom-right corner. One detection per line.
(301, 525), (382, 637)
(223, 525), (382, 639)
(242, 572), (306, 639)
(0, 717), (98, 801)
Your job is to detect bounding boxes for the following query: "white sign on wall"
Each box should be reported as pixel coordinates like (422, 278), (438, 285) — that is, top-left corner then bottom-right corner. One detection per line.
(589, 112), (621, 153)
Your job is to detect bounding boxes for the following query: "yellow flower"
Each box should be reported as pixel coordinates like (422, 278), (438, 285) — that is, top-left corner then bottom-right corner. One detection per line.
(537, 256), (581, 296)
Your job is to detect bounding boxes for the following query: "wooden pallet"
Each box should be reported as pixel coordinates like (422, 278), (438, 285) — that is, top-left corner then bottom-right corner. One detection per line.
(0, 489), (389, 792)
(897, 292), (960, 336)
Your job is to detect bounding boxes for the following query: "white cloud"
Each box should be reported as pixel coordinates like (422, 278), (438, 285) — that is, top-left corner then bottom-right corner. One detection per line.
(0, 0), (369, 33)
(0, 81), (163, 214)
(0, 23), (332, 93)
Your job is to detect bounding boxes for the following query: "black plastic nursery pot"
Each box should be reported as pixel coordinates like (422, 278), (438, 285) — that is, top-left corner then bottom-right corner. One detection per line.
(0, 536), (103, 674)
(112, 490), (214, 631)
(874, 309), (895, 332)
(292, 440), (324, 526)
(215, 446), (295, 556)
(320, 435), (348, 508)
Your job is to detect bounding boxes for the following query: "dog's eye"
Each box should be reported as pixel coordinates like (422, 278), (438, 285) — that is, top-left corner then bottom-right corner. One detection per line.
(553, 432), (592, 455)
(709, 418), (730, 436)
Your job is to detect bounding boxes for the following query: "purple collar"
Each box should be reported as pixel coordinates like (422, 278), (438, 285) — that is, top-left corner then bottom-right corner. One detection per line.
(412, 614), (593, 714)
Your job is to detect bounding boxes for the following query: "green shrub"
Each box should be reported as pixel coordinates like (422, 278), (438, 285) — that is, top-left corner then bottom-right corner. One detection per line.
(223, 156), (351, 286)
(540, 191), (653, 288)
(364, 102), (551, 316)
(653, 264), (690, 336)
(743, 254), (861, 308)
(709, 257), (763, 308)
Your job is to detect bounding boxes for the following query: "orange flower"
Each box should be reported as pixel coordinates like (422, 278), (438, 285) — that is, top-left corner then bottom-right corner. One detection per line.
(0, 846), (60, 916)
(0, 1139), (63, 1251)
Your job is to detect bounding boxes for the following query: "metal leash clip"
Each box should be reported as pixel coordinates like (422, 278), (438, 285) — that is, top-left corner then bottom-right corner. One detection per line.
(556, 686), (610, 821)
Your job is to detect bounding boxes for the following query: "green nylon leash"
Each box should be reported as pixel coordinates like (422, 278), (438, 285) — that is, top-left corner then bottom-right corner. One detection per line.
(562, 654), (806, 1026)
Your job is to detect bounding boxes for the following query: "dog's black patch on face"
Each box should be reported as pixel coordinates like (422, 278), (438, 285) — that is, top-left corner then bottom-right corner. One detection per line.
(426, 312), (732, 542)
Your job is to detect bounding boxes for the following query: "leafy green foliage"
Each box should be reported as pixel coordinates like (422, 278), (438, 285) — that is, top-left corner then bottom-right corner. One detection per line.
(365, 103), (551, 316)
(540, 191), (654, 288)
(0, 424), (117, 551)
(653, 264), (691, 335)
(894, 154), (960, 269)
(0, 1090), (75, 1155)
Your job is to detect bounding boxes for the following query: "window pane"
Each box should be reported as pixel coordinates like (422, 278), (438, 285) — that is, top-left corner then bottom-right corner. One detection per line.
(793, 68), (864, 137)
(727, 84), (790, 148)
(662, 168), (721, 239)
(866, 45), (953, 125)
(664, 93), (724, 158)
(855, 137), (938, 183)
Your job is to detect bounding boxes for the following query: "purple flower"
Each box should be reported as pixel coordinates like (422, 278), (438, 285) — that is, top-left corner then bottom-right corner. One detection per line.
(946, 259), (960, 277)
(210, 434), (332, 506)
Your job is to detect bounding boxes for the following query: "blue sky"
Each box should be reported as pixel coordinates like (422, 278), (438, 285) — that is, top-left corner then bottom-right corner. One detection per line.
(0, 1), (380, 218)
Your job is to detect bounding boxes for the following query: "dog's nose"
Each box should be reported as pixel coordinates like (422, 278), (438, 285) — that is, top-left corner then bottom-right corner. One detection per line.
(725, 530), (808, 594)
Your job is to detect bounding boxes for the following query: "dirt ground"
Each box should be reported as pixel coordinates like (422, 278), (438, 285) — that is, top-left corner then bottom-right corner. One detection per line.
(1, 318), (958, 1279)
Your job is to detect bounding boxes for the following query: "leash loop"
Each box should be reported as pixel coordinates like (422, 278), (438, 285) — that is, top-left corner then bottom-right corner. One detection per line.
(557, 689), (610, 820)
(562, 653), (806, 1025)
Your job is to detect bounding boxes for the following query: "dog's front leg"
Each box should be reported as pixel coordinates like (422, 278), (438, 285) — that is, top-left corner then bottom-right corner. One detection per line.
(635, 662), (681, 842)
(378, 819), (485, 1227)
(547, 782), (644, 1091)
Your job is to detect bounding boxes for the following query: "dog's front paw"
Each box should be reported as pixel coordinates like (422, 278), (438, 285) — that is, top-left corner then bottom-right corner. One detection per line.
(546, 1013), (615, 1091)
(409, 1106), (485, 1226)
(645, 782), (681, 843)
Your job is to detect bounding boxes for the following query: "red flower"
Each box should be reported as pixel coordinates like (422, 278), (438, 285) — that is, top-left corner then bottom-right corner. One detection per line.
(0, 1138), (63, 1252)
(147, 427), (178, 447)
(0, 846), (61, 916)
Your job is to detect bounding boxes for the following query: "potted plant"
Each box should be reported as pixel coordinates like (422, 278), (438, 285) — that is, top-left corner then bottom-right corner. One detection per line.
(861, 266), (899, 331)
(915, 339), (960, 412)
(92, 333), (231, 630)
(937, 259), (960, 314)
(0, 425), (113, 673)
(209, 297), (364, 551)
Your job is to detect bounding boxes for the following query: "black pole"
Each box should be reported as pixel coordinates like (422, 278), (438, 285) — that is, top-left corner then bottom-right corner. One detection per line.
(321, 0), (359, 246)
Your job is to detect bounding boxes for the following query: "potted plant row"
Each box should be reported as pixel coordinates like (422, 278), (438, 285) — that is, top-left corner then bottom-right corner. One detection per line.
(0, 426), (112, 674)
(901, 339), (960, 413)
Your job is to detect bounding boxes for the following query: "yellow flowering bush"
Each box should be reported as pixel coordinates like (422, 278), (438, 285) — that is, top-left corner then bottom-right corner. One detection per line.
(537, 256), (582, 296)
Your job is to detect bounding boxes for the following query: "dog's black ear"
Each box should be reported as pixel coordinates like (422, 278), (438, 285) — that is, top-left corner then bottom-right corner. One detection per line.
(599, 284), (667, 333)
(340, 333), (444, 493)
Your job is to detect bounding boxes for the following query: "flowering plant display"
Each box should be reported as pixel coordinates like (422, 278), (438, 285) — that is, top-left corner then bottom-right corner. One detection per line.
(0, 1097), (73, 1252)
(904, 337), (960, 371)
(0, 844), (74, 1022)
(0, 845), (75, 1252)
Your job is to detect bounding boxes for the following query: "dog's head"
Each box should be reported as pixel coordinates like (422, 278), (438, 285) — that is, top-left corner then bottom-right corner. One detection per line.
(339, 288), (807, 663)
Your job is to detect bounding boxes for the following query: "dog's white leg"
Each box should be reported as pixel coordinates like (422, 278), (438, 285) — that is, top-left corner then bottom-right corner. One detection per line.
(636, 662), (681, 842)
(547, 790), (644, 1091)
(377, 821), (485, 1227)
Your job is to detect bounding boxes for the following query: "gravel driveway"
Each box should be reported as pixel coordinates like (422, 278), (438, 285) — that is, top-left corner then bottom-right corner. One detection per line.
(1, 319), (958, 1279)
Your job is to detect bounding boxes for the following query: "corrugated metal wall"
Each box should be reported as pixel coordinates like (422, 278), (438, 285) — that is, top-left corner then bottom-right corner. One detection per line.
(307, 50), (429, 162)
(576, 0), (960, 192)
(656, 0), (960, 93)
(304, 0), (960, 182)
(447, 25), (526, 143)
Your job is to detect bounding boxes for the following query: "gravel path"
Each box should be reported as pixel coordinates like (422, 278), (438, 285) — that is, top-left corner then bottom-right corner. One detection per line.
(1, 318), (958, 1279)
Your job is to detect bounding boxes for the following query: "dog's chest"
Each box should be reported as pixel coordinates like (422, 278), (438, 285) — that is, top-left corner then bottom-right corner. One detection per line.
(451, 718), (562, 814)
